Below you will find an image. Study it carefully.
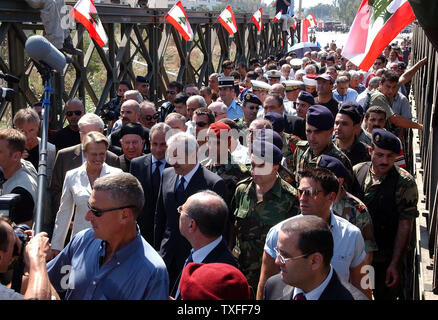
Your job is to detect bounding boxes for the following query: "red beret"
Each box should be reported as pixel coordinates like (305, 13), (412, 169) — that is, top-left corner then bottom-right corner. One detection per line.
(209, 122), (231, 137)
(180, 263), (251, 300)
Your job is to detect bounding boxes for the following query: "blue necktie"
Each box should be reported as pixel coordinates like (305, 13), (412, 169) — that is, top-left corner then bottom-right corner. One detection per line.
(175, 176), (186, 206)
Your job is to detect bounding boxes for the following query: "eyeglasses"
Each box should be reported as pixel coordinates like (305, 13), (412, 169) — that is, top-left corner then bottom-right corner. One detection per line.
(196, 121), (208, 127)
(166, 90), (177, 95)
(87, 202), (136, 217)
(297, 188), (323, 197)
(143, 113), (160, 121)
(274, 247), (311, 264)
(66, 110), (83, 117)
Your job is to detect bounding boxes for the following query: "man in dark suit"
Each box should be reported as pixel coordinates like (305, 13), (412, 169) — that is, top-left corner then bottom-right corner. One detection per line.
(130, 122), (172, 245)
(154, 132), (227, 289)
(172, 190), (238, 298)
(263, 215), (368, 300)
(49, 113), (119, 236)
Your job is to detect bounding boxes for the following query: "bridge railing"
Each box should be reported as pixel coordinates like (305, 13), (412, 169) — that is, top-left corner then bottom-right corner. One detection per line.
(0, 0), (294, 129)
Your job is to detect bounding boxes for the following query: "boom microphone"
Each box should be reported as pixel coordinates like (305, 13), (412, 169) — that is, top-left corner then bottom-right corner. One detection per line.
(25, 35), (67, 73)
(0, 73), (19, 83)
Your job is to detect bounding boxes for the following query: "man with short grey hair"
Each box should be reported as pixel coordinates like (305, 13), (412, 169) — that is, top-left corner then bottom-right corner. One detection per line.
(208, 101), (228, 122)
(154, 132), (227, 289)
(165, 113), (187, 132)
(47, 172), (169, 300)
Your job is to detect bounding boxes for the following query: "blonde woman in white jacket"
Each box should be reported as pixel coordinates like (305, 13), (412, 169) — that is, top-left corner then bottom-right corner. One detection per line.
(51, 131), (122, 255)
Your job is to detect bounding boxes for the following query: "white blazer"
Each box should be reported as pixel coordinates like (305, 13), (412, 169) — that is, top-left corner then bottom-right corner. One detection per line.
(51, 162), (123, 251)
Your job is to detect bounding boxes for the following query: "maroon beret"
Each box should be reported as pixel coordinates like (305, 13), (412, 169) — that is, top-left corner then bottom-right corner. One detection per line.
(180, 263), (251, 300)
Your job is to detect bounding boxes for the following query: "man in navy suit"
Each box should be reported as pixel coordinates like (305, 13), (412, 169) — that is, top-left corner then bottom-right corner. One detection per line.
(172, 190), (238, 298)
(130, 123), (172, 245)
(154, 132), (227, 289)
(263, 215), (367, 300)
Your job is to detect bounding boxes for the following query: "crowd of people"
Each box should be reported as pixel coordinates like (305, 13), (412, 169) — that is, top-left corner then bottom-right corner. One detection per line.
(0, 35), (426, 301)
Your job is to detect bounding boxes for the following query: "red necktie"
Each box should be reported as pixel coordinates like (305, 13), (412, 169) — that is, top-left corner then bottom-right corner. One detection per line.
(294, 293), (307, 300)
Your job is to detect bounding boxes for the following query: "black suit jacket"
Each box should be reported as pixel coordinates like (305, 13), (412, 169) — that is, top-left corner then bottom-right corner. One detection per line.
(171, 238), (238, 297)
(263, 271), (368, 300)
(284, 115), (306, 140)
(154, 165), (227, 286)
(130, 154), (170, 245)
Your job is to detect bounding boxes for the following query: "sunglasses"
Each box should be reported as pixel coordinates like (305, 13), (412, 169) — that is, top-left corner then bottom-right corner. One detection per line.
(297, 188), (323, 197)
(144, 113), (160, 121)
(166, 90), (177, 95)
(87, 202), (136, 217)
(196, 121), (208, 127)
(66, 110), (83, 117)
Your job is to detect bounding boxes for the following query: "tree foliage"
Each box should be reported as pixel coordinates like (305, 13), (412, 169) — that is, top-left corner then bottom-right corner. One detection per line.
(305, 0), (362, 26)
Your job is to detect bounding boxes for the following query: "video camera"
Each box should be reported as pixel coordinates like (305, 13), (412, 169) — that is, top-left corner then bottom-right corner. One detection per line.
(0, 87), (14, 102)
(0, 193), (30, 291)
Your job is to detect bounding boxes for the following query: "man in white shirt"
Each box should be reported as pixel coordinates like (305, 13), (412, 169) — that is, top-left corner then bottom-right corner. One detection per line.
(263, 215), (368, 300)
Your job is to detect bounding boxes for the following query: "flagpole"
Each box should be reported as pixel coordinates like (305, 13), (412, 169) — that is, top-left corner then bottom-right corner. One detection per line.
(298, 0), (302, 43)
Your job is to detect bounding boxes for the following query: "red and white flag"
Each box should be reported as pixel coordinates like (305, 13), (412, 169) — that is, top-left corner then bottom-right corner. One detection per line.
(218, 5), (237, 35)
(251, 8), (263, 32)
(342, 0), (415, 71)
(271, 10), (282, 22)
(165, 0), (194, 41)
(306, 13), (317, 27)
(71, 0), (108, 47)
(301, 13), (317, 42)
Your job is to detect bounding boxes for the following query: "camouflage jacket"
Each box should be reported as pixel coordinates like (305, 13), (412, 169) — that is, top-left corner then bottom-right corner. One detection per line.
(201, 153), (251, 204)
(282, 132), (301, 169)
(235, 117), (249, 132)
(332, 188), (378, 253)
(353, 162), (419, 221)
(291, 141), (354, 190)
(232, 175), (300, 289)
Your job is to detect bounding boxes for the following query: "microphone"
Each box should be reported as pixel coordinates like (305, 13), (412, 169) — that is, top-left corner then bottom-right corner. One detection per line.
(25, 35), (67, 73)
(0, 87), (14, 102)
(0, 73), (19, 83)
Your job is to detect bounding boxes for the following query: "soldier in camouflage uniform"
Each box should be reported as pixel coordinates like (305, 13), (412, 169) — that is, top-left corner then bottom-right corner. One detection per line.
(231, 141), (300, 292)
(291, 105), (354, 190)
(316, 155), (378, 265)
(353, 129), (419, 300)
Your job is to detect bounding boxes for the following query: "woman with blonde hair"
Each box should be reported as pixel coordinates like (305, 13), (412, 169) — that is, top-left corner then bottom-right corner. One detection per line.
(51, 131), (122, 256)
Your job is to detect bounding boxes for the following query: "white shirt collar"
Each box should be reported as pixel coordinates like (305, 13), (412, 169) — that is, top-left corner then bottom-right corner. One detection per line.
(191, 236), (223, 263)
(179, 162), (200, 186)
(293, 266), (334, 300)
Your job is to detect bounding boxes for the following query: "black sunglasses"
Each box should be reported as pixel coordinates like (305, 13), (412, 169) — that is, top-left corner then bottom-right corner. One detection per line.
(196, 121), (208, 127)
(144, 113), (160, 121)
(87, 202), (136, 217)
(166, 90), (177, 95)
(66, 110), (83, 117)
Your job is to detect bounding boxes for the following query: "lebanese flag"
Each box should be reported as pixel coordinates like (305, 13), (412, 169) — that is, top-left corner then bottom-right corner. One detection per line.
(306, 13), (317, 27)
(71, 0), (108, 47)
(270, 10), (282, 22)
(251, 8), (263, 32)
(165, 1), (194, 41)
(218, 5), (237, 35)
(342, 0), (415, 72)
(301, 13), (317, 42)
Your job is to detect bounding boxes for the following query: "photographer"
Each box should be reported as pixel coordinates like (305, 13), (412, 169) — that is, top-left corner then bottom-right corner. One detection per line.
(0, 215), (55, 299)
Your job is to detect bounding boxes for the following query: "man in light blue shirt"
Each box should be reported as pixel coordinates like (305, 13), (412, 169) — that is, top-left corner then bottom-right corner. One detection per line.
(333, 76), (358, 103)
(218, 76), (243, 120)
(47, 172), (169, 300)
(256, 168), (371, 300)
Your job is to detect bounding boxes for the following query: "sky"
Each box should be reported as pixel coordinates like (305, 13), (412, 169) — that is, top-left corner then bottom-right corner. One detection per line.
(263, 0), (334, 9)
